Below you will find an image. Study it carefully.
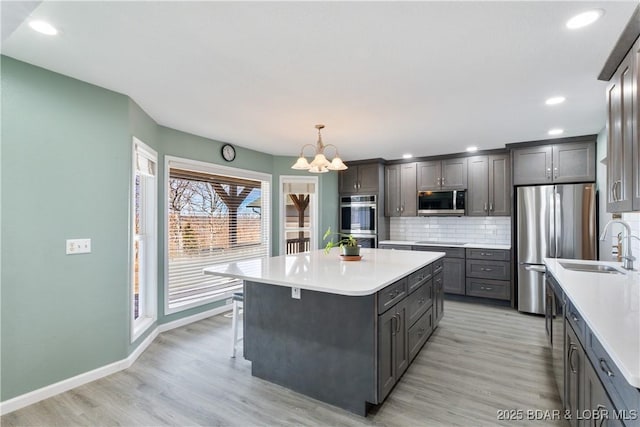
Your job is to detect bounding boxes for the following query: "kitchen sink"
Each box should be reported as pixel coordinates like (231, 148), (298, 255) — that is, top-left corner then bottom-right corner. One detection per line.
(558, 261), (625, 275)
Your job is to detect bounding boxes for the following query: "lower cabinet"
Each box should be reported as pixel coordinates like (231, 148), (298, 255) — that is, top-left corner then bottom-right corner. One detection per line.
(413, 246), (466, 295)
(583, 359), (624, 427)
(408, 307), (433, 361)
(565, 322), (584, 427)
(378, 298), (409, 401)
(434, 271), (444, 326)
(563, 316), (638, 427)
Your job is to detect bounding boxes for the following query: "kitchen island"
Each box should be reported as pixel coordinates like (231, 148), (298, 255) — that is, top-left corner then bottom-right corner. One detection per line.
(203, 248), (445, 416)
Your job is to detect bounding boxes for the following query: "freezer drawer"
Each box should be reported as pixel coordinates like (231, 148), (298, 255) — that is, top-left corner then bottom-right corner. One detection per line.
(517, 264), (546, 314)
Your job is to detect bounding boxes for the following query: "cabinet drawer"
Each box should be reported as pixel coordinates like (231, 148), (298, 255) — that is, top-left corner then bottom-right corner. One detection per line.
(432, 259), (444, 275)
(565, 299), (586, 343)
(377, 278), (408, 314)
(408, 265), (432, 293)
(408, 308), (433, 362)
(586, 331), (640, 419)
(407, 279), (432, 326)
(413, 245), (465, 259)
(379, 244), (412, 251)
(465, 248), (510, 261)
(465, 278), (510, 300)
(465, 259), (510, 280)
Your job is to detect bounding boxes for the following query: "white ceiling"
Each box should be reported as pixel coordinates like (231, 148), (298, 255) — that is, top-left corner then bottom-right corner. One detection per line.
(1, 1), (637, 161)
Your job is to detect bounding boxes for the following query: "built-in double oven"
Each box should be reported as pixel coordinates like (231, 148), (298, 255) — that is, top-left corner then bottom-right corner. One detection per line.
(340, 195), (377, 248)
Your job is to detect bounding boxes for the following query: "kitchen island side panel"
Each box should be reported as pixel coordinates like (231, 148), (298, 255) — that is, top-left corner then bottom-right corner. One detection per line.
(244, 281), (377, 415)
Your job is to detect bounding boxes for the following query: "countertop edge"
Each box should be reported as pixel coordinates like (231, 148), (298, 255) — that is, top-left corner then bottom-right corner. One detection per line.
(378, 240), (511, 250)
(203, 251), (446, 297)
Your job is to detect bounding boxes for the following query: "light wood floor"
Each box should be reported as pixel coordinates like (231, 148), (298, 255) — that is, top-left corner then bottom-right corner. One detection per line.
(2, 300), (563, 426)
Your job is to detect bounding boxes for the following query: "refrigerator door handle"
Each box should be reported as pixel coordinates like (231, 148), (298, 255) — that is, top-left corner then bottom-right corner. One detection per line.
(524, 264), (547, 273)
(555, 192), (561, 258)
(548, 190), (556, 258)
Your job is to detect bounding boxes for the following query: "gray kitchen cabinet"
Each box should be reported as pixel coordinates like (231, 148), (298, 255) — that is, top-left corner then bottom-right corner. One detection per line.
(408, 308), (433, 362)
(384, 163), (417, 216)
(553, 142), (597, 184)
(413, 246), (465, 295)
(340, 163), (380, 194)
(465, 248), (512, 301)
(433, 271), (444, 326)
(583, 359), (624, 427)
(513, 142), (595, 186)
(606, 45), (635, 212)
(467, 154), (511, 216)
(377, 297), (409, 401)
(417, 158), (468, 191)
(566, 322), (584, 427)
(512, 145), (552, 185)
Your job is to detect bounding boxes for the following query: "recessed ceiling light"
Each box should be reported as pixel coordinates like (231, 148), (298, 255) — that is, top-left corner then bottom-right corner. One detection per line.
(548, 129), (564, 136)
(466, 146), (478, 152)
(566, 9), (604, 30)
(402, 153), (413, 159)
(29, 20), (58, 35)
(545, 96), (566, 105)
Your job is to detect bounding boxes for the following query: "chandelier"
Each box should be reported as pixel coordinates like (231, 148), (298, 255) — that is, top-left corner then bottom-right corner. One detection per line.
(291, 124), (348, 173)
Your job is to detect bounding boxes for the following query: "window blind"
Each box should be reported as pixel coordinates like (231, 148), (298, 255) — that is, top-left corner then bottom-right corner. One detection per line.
(167, 162), (271, 310)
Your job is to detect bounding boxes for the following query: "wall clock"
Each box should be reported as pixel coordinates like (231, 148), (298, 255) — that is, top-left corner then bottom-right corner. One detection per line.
(221, 144), (236, 162)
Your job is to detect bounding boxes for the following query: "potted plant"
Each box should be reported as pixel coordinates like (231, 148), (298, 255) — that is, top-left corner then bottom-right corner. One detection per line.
(323, 226), (360, 256)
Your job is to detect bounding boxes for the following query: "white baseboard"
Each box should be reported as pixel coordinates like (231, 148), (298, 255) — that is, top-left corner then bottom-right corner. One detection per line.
(0, 304), (231, 416)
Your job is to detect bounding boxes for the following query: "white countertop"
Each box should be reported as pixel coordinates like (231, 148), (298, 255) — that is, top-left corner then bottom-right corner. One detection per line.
(544, 258), (640, 388)
(379, 240), (511, 250)
(203, 248), (445, 296)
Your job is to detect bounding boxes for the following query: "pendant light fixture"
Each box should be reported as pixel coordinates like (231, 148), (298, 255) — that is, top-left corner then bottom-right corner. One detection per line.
(291, 124), (348, 173)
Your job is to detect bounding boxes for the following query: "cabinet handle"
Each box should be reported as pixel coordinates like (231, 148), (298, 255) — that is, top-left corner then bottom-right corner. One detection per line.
(570, 312), (579, 323)
(417, 327), (425, 337)
(553, 167), (558, 180)
(480, 267), (493, 272)
(489, 202), (493, 212)
(400, 204), (404, 212)
(418, 297), (425, 304)
(479, 286), (494, 291)
(353, 183), (357, 190)
(611, 182), (617, 202)
(484, 202), (488, 212)
(616, 180), (622, 201)
(599, 359), (614, 377)
(436, 177), (440, 186)
(391, 314), (397, 336)
(395, 313), (402, 333)
(480, 252), (493, 256)
(568, 344), (578, 374)
(546, 167), (552, 180)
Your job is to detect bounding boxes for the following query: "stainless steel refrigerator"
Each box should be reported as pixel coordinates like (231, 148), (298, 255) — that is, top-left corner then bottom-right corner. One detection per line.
(516, 184), (596, 314)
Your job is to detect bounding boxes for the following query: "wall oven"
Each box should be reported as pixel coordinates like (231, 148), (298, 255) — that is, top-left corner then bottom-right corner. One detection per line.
(418, 190), (466, 215)
(340, 195), (377, 247)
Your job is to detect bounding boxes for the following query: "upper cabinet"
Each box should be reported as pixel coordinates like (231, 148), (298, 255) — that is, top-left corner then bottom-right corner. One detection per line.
(606, 40), (636, 212)
(467, 154), (511, 216)
(339, 163), (381, 194)
(512, 141), (595, 186)
(385, 163), (417, 217)
(417, 158), (467, 191)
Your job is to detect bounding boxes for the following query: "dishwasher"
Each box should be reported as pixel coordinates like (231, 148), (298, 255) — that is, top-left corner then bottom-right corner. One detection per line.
(545, 272), (565, 405)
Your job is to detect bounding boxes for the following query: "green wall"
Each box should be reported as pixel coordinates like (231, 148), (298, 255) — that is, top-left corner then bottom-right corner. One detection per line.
(0, 56), (339, 402)
(1, 57), (130, 399)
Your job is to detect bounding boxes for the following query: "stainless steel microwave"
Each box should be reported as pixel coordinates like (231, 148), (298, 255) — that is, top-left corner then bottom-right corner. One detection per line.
(417, 190), (466, 216)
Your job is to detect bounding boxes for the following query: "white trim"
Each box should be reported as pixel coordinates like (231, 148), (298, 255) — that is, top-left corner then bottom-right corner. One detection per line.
(0, 304), (230, 416)
(164, 155), (272, 316)
(131, 137), (158, 343)
(279, 175), (319, 255)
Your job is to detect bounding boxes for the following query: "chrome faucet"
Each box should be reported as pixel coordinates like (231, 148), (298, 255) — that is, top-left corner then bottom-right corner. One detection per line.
(600, 219), (636, 270)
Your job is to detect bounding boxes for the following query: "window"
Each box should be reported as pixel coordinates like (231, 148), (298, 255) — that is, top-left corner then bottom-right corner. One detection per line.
(131, 138), (157, 342)
(165, 157), (271, 313)
(280, 176), (318, 255)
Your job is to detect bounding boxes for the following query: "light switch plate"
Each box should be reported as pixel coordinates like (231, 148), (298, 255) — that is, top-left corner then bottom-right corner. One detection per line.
(66, 238), (91, 254)
(291, 287), (301, 299)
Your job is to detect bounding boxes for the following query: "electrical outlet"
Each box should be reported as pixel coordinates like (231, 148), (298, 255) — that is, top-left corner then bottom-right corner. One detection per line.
(66, 238), (91, 255)
(291, 287), (301, 299)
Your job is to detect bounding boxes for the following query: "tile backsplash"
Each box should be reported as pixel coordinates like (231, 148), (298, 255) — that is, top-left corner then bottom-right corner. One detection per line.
(389, 216), (511, 245)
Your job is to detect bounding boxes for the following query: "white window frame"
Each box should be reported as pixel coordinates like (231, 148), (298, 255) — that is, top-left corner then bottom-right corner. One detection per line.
(164, 155), (272, 315)
(279, 175), (319, 255)
(131, 137), (158, 342)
